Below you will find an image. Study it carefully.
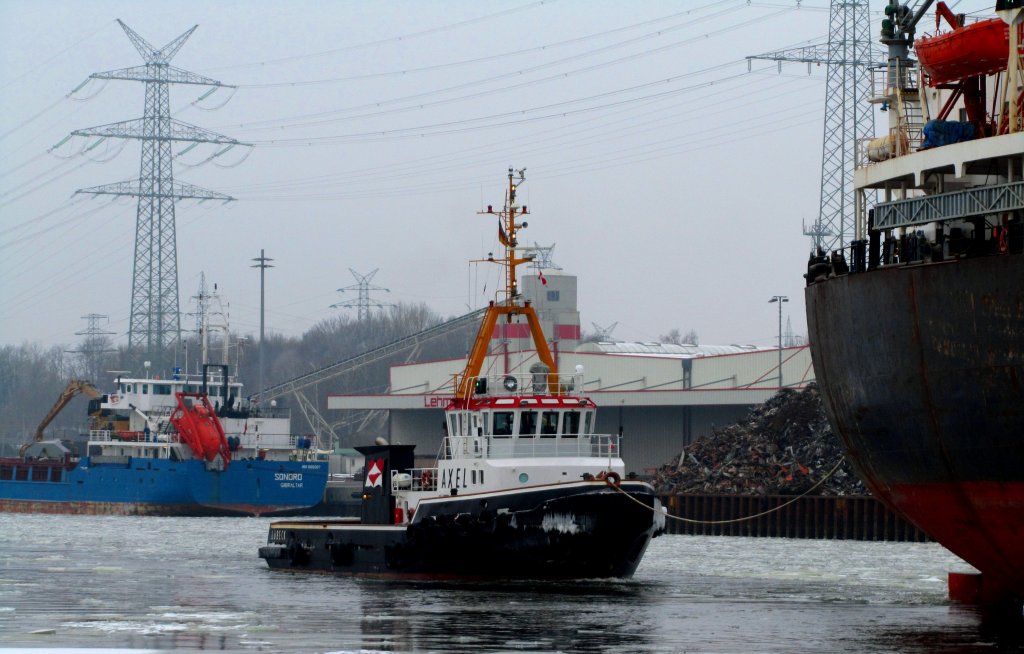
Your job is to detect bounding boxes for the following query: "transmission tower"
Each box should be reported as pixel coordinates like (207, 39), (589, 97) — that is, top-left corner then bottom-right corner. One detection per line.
(68, 20), (243, 372)
(748, 0), (876, 253)
(67, 313), (117, 381)
(528, 242), (562, 273)
(591, 321), (619, 341)
(331, 269), (393, 321)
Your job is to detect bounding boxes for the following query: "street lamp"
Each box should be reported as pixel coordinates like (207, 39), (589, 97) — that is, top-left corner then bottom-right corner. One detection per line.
(768, 296), (789, 388)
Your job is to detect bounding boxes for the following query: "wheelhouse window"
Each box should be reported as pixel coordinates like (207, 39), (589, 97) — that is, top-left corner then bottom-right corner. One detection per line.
(540, 411), (559, 437)
(583, 411), (594, 435)
(142, 384), (148, 395)
(563, 411), (581, 437)
(519, 411), (537, 437)
(493, 412), (513, 436)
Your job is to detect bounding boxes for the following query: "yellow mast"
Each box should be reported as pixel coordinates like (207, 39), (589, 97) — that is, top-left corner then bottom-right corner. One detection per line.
(454, 169), (559, 402)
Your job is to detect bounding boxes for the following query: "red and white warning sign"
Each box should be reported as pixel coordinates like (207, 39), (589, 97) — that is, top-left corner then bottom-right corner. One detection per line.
(365, 458), (384, 488)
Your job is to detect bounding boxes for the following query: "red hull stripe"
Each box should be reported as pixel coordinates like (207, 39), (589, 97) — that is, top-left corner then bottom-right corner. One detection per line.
(887, 482), (1024, 594)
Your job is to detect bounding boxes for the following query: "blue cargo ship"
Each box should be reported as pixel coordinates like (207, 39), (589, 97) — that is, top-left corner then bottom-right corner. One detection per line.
(0, 367), (328, 516)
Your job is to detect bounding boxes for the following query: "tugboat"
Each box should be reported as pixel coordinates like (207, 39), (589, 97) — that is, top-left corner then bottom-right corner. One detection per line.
(259, 169), (665, 578)
(805, 1), (1024, 608)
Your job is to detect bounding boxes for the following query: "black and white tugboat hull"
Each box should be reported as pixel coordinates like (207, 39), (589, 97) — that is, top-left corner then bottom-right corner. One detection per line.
(259, 480), (663, 579)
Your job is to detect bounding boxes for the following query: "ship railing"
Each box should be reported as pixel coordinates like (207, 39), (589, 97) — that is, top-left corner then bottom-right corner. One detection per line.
(454, 372), (586, 399)
(88, 429), (183, 444)
(392, 467), (438, 493)
(859, 62), (924, 166)
(245, 405), (291, 419)
(855, 137), (875, 169)
(440, 433), (621, 460)
(868, 61), (919, 105)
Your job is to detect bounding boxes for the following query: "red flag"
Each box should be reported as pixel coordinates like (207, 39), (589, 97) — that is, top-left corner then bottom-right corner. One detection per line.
(538, 271), (547, 285)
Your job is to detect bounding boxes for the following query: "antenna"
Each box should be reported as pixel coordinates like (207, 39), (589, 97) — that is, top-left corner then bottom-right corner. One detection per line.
(477, 167), (529, 301)
(802, 217), (834, 254)
(66, 21), (247, 372)
(187, 273), (211, 370)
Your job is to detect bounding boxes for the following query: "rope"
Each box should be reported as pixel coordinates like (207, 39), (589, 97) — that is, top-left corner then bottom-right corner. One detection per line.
(612, 457), (847, 525)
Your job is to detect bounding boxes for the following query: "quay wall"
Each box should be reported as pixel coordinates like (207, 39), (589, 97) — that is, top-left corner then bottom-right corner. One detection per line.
(659, 494), (930, 542)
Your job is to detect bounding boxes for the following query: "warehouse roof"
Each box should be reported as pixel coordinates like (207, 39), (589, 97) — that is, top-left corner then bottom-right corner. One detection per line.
(576, 341), (765, 358)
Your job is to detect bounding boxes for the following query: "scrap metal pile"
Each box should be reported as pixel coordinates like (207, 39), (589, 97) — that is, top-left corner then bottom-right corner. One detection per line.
(653, 384), (867, 496)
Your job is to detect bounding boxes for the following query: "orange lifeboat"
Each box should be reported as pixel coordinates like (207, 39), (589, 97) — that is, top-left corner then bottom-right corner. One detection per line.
(915, 18), (1011, 85)
(169, 392), (231, 466)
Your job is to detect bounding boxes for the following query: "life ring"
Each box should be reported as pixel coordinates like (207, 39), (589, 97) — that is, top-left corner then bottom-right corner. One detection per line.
(503, 376), (518, 392)
(605, 471), (621, 487)
(420, 470), (433, 488)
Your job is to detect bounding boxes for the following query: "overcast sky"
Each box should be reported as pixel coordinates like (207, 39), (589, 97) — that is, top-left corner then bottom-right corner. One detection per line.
(0, 0), (998, 352)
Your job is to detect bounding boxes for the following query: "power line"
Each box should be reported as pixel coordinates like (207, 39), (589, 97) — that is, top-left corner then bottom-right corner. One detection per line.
(225, 4), (781, 133)
(234, 0), (738, 89)
(224, 72), (815, 197)
(0, 19), (113, 90)
(200, 0), (555, 74)
(246, 65), (777, 146)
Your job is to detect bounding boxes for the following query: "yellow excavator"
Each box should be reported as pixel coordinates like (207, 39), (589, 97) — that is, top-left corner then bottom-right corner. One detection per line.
(33, 379), (101, 442)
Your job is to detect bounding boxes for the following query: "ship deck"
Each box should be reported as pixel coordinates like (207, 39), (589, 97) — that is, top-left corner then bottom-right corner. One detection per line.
(854, 132), (1024, 189)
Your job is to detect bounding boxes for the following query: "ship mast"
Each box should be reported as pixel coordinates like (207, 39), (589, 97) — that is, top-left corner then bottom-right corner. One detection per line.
(454, 169), (559, 402)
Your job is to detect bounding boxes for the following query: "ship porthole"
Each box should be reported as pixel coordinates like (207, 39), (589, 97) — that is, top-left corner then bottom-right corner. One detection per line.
(518, 473), (529, 483)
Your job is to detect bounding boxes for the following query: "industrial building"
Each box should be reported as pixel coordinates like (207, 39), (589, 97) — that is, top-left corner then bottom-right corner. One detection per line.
(328, 269), (813, 474)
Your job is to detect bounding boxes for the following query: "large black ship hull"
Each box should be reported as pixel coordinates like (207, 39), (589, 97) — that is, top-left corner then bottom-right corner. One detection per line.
(259, 480), (664, 579)
(805, 253), (1024, 596)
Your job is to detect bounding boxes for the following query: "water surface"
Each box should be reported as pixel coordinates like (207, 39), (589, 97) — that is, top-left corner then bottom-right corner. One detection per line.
(0, 515), (1019, 652)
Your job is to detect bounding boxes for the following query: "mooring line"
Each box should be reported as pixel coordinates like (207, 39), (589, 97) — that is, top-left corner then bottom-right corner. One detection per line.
(612, 457), (847, 525)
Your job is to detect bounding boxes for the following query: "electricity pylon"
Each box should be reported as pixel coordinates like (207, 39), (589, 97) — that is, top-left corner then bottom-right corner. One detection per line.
(67, 313), (117, 382)
(69, 20), (244, 371)
(332, 269), (393, 321)
(748, 0), (876, 253)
